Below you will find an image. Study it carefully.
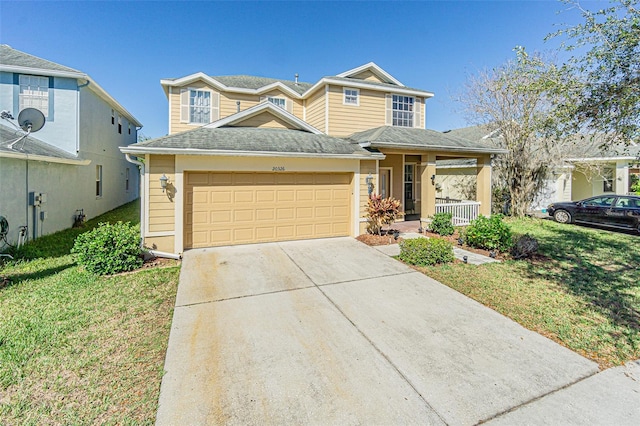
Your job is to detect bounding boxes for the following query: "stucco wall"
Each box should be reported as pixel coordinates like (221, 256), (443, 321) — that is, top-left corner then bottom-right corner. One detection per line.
(0, 72), (79, 154)
(0, 77), (139, 245)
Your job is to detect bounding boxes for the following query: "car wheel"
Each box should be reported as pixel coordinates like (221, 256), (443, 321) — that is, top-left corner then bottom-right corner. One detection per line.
(554, 209), (572, 224)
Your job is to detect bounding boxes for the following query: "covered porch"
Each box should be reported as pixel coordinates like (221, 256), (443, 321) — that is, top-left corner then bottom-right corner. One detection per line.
(350, 126), (506, 229)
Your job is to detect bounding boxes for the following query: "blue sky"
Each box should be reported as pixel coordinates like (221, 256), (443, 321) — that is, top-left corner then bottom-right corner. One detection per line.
(0, 1), (595, 138)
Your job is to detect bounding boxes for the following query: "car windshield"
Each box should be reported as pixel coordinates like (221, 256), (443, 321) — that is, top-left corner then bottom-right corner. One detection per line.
(583, 197), (615, 207)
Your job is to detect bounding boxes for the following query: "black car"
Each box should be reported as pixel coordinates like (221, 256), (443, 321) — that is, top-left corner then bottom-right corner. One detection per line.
(547, 195), (640, 233)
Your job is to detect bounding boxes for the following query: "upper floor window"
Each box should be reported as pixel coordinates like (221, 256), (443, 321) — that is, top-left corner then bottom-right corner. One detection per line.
(268, 97), (286, 109)
(19, 75), (49, 118)
(111, 109), (115, 125)
(343, 88), (359, 106)
(118, 116), (122, 134)
(392, 95), (414, 127)
(128, 123), (131, 135)
(189, 90), (211, 123)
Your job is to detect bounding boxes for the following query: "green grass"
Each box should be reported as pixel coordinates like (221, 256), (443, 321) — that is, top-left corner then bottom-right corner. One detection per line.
(421, 218), (639, 368)
(0, 200), (180, 424)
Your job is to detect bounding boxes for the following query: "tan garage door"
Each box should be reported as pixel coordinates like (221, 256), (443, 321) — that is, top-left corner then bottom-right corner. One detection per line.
(184, 172), (353, 248)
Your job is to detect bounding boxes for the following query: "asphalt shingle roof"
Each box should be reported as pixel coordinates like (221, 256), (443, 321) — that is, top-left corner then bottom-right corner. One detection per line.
(0, 124), (79, 160)
(131, 126), (380, 157)
(327, 76), (428, 94)
(212, 75), (313, 95)
(449, 125), (640, 159)
(0, 44), (81, 74)
(348, 126), (506, 154)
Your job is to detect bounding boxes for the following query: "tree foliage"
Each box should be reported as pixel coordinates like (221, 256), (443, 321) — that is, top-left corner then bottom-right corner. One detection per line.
(458, 48), (575, 216)
(551, 0), (640, 144)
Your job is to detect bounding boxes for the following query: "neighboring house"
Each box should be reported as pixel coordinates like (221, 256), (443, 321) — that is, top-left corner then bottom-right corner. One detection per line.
(121, 63), (504, 255)
(0, 45), (141, 245)
(447, 125), (640, 211)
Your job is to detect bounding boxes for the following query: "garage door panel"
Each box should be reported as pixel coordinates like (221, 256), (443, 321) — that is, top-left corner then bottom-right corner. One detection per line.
(255, 209), (275, 221)
(234, 210), (255, 222)
(296, 207), (313, 219)
(256, 190), (275, 202)
(234, 191), (254, 203)
(276, 225), (295, 238)
(277, 208), (295, 220)
(211, 191), (232, 203)
(277, 190), (295, 202)
(185, 172), (352, 248)
(296, 189), (314, 201)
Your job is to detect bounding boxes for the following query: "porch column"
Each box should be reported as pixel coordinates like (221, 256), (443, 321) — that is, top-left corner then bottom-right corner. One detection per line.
(616, 161), (629, 195)
(420, 153), (437, 218)
(476, 154), (492, 216)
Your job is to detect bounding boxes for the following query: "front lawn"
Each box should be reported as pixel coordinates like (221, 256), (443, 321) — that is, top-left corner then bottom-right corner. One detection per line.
(0, 200), (180, 424)
(421, 218), (639, 369)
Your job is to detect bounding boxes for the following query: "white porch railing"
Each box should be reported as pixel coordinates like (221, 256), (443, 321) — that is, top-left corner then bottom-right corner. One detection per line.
(435, 200), (481, 226)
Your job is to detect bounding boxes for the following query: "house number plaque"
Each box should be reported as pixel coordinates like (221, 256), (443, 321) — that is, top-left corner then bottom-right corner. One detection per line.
(272, 166), (285, 171)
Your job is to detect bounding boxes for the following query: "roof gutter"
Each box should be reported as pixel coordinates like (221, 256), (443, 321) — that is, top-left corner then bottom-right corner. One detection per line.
(120, 146), (385, 160)
(368, 141), (508, 155)
(0, 151), (91, 164)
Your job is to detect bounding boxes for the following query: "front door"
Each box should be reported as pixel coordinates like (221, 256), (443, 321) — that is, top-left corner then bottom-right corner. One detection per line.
(404, 164), (415, 213)
(380, 168), (391, 198)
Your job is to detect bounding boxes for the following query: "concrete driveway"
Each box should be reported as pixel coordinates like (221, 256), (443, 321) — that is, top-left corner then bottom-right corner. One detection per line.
(157, 237), (606, 425)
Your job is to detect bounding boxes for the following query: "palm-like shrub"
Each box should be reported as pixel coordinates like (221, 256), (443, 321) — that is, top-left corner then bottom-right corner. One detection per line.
(366, 194), (404, 235)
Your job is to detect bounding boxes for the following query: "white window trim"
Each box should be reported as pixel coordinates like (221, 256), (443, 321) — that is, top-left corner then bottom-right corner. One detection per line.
(183, 87), (214, 125)
(19, 75), (49, 118)
(267, 97), (286, 109)
(96, 165), (103, 198)
(343, 88), (359, 106)
(392, 94), (415, 128)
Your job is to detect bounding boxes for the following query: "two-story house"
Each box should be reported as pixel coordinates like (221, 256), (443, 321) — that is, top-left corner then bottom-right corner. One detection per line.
(0, 45), (141, 245)
(121, 63), (504, 255)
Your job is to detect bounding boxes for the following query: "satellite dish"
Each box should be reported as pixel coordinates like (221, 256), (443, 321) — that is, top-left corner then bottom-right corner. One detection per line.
(18, 108), (45, 133)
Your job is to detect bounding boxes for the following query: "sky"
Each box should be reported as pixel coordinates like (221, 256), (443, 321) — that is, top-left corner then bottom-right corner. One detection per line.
(0, 0), (597, 139)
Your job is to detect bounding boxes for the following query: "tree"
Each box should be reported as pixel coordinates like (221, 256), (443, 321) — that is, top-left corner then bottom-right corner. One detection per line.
(457, 48), (575, 217)
(550, 0), (640, 145)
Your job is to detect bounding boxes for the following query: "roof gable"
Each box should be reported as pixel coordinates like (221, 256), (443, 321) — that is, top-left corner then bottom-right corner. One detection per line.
(336, 62), (403, 86)
(205, 102), (323, 134)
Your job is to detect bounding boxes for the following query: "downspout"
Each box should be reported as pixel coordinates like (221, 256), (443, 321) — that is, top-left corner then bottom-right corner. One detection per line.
(124, 153), (181, 260)
(77, 79), (90, 153)
(125, 153), (146, 248)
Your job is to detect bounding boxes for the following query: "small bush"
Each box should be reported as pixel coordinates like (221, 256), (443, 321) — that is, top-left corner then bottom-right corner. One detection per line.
(71, 222), (143, 275)
(366, 194), (404, 235)
(511, 233), (539, 259)
(463, 215), (513, 252)
(399, 238), (454, 266)
(430, 212), (455, 236)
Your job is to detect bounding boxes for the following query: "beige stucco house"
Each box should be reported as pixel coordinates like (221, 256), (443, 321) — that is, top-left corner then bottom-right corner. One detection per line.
(120, 63), (504, 255)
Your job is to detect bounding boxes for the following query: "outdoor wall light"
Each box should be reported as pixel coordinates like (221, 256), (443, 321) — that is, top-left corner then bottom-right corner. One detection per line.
(431, 174), (436, 186)
(366, 173), (374, 196)
(159, 174), (169, 193)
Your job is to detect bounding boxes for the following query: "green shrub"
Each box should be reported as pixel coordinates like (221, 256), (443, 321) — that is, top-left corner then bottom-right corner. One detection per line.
(463, 214), (513, 252)
(71, 222), (143, 275)
(429, 212), (455, 236)
(399, 238), (454, 266)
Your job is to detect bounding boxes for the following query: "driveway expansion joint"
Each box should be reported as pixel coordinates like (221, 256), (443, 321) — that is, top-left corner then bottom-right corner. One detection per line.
(315, 270), (418, 287)
(476, 368), (601, 424)
(175, 284), (317, 308)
